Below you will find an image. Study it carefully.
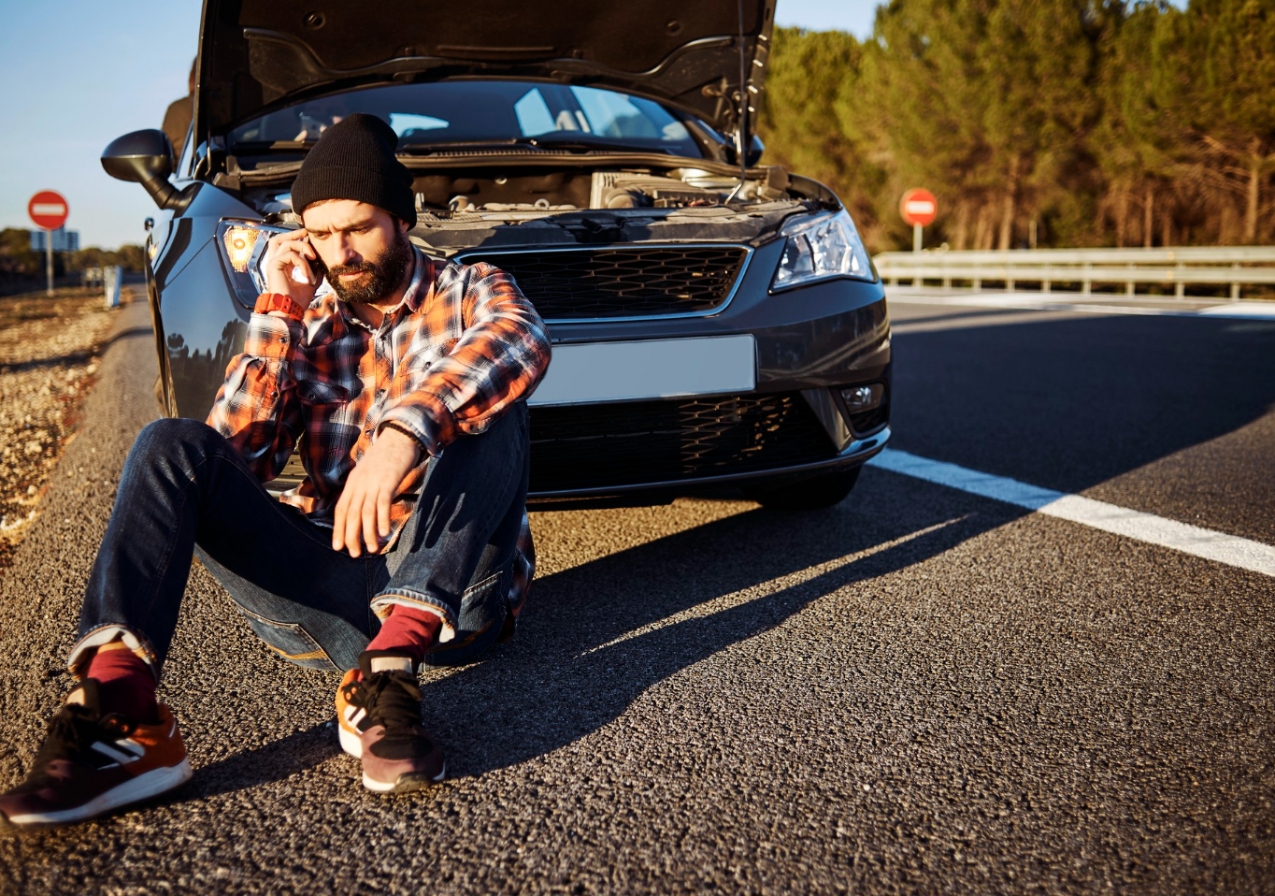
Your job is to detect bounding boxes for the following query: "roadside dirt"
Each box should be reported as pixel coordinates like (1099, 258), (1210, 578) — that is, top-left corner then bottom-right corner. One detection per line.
(0, 286), (125, 572)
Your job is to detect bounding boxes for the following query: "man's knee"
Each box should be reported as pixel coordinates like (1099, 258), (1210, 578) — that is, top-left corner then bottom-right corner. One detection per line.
(131, 418), (223, 466)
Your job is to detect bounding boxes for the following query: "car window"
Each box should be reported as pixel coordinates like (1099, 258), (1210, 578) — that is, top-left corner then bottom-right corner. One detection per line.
(227, 80), (703, 157)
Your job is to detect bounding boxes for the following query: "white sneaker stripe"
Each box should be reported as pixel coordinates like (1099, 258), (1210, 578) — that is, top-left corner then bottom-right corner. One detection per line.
(91, 742), (136, 765)
(116, 739), (147, 758)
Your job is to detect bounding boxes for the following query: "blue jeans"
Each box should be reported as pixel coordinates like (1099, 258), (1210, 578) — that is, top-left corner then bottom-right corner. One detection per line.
(70, 404), (530, 676)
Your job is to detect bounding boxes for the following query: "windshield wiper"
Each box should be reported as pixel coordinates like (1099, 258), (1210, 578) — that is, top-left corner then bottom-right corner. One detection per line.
(396, 137), (654, 155)
(396, 139), (544, 155)
(527, 135), (666, 154)
(230, 140), (316, 153)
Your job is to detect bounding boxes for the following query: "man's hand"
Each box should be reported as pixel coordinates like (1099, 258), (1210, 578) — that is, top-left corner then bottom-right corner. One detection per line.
(332, 427), (423, 557)
(264, 229), (322, 306)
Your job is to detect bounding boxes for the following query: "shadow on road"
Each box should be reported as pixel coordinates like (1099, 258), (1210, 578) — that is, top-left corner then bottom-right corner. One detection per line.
(183, 309), (1275, 793)
(184, 481), (1023, 796)
(429, 497), (1017, 779)
(189, 723), (342, 800)
(195, 307), (1275, 791)
(14, 303), (1275, 812)
(888, 311), (1275, 494)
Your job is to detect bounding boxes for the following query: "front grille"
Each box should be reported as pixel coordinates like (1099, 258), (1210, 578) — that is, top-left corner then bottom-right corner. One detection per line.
(529, 392), (837, 494)
(462, 246), (748, 320)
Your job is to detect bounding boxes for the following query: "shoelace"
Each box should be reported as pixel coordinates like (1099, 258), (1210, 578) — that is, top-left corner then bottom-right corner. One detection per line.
(29, 704), (135, 770)
(344, 671), (423, 733)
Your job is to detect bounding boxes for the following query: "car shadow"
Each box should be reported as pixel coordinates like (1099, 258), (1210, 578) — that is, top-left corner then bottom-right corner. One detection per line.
(188, 309), (1275, 792)
(183, 723), (342, 800)
(422, 488), (1019, 779)
(888, 311), (1275, 495)
(184, 478), (1021, 796)
(37, 304), (1275, 808)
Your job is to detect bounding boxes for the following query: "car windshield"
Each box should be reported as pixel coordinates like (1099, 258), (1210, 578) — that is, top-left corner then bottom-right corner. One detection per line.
(227, 80), (703, 157)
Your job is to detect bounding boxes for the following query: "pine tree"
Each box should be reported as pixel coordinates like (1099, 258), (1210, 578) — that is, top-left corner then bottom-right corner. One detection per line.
(1160, 0), (1275, 243)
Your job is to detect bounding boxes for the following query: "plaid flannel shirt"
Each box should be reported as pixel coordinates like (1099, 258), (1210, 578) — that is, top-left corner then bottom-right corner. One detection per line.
(206, 247), (550, 548)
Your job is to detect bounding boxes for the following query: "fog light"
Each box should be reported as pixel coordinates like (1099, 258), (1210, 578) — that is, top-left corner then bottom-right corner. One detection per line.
(222, 226), (260, 273)
(841, 384), (884, 412)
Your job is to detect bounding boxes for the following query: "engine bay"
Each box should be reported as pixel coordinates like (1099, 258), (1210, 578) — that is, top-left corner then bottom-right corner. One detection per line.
(243, 163), (819, 252)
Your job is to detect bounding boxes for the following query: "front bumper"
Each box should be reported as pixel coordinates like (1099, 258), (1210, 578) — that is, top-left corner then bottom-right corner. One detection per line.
(524, 238), (891, 504)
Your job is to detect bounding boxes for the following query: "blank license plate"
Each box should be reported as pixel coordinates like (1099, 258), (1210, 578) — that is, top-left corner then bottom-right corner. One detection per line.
(528, 335), (757, 407)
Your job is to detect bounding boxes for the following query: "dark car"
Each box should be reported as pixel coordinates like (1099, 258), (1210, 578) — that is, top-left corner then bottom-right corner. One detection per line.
(102, 0), (891, 511)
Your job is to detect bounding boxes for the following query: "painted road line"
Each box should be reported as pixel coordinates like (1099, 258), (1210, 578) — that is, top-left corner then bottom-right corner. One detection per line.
(1196, 302), (1275, 318)
(868, 448), (1275, 578)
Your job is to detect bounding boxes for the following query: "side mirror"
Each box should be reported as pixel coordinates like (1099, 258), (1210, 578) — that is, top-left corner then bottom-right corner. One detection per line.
(101, 129), (183, 210)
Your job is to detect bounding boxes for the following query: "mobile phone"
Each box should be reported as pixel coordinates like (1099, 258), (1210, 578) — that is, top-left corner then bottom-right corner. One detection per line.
(291, 234), (327, 285)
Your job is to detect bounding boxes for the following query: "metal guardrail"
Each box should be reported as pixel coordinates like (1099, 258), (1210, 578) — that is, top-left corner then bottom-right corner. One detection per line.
(874, 247), (1275, 299)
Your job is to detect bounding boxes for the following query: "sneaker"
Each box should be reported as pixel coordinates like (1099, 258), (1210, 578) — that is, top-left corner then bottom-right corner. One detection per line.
(0, 679), (191, 830)
(335, 655), (445, 793)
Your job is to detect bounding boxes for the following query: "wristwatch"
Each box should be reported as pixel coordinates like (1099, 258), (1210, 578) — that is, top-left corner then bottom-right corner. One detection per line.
(254, 292), (307, 320)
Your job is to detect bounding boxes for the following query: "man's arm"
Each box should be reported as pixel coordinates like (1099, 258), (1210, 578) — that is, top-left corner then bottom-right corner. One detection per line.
(206, 230), (322, 481)
(205, 309), (304, 481)
(377, 262), (551, 453)
(331, 262), (550, 557)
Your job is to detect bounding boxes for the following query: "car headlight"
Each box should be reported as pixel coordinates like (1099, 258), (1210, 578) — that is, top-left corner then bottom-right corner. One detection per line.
(770, 210), (876, 292)
(216, 219), (289, 306)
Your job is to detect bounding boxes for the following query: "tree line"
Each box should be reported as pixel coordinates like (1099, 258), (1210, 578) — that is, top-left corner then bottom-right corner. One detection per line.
(757, 0), (1275, 253)
(0, 229), (144, 288)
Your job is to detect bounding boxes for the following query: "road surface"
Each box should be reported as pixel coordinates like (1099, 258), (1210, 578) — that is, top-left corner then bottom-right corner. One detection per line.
(1, 289), (1272, 894)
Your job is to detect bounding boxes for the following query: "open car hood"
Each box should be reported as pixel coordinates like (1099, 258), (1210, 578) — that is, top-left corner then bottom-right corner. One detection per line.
(196, 0), (773, 145)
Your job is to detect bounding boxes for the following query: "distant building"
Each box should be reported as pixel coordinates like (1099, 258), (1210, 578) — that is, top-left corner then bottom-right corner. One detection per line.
(29, 228), (80, 252)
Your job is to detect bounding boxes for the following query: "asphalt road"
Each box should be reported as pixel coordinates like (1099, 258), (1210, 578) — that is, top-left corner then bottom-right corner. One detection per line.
(1, 291), (1272, 894)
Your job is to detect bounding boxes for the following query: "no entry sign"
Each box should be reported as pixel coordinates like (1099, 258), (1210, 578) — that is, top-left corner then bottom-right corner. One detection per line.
(899, 188), (938, 227)
(29, 191), (69, 231)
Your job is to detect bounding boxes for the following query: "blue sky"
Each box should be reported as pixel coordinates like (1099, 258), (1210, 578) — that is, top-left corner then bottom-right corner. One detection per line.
(0, 1), (881, 249)
(0, 1), (1182, 249)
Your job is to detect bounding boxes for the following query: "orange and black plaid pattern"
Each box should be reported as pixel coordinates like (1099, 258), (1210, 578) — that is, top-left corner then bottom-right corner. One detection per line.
(206, 248), (550, 547)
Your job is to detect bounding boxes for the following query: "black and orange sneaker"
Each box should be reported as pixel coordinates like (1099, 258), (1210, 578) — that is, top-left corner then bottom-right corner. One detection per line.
(335, 654), (445, 793)
(0, 679), (191, 830)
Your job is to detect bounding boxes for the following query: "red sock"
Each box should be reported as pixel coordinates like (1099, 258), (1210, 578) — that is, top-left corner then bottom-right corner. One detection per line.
(366, 606), (442, 666)
(86, 646), (158, 724)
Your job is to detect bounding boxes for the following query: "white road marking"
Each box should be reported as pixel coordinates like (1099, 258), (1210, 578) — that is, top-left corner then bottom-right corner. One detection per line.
(868, 449), (1275, 578)
(1196, 302), (1275, 318)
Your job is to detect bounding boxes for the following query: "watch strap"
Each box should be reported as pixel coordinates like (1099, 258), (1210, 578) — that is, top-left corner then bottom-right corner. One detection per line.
(254, 292), (307, 320)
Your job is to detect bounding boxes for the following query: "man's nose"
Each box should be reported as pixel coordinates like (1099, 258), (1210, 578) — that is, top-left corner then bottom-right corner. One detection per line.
(332, 237), (359, 266)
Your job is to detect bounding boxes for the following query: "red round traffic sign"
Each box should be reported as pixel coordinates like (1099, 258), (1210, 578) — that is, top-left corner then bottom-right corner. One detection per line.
(899, 188), (938, 227)
(28, 190), (69, 230)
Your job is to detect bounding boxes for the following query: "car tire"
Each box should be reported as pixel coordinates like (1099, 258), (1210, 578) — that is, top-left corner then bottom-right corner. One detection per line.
(750, 466), (861, 511)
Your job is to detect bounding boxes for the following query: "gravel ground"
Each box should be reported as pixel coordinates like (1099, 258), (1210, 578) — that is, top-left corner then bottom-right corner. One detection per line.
(0, 288), (122, 571)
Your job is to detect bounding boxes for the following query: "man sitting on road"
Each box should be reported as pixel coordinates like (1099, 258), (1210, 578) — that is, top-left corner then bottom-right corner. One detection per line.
(0, 114), (551, 828)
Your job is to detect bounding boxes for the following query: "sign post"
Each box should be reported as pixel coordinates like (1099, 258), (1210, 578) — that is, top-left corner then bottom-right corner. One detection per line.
(899, 188), (938, 253)
(28, 191), (69, 296)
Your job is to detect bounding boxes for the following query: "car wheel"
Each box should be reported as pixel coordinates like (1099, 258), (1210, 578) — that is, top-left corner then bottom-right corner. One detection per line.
(750, 467), (861, 511)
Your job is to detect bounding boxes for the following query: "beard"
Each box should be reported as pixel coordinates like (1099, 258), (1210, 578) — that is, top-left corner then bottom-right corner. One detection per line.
(322, 230), (413, 305)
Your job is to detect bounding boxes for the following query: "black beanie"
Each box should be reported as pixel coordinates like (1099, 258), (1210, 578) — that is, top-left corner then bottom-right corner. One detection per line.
(290, 113), (416, 227)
